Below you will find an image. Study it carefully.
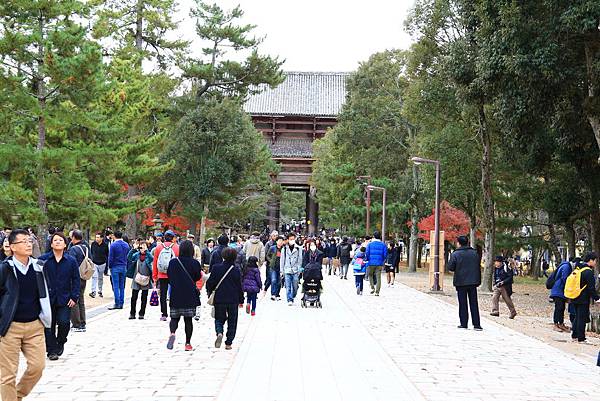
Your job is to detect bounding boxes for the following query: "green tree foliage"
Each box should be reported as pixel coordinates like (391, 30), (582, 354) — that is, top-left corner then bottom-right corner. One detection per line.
(180, 1), (284, 100)
(312, 50), (413, 237)
(156, 97), (277, 228)
(0, 0), (129, 233)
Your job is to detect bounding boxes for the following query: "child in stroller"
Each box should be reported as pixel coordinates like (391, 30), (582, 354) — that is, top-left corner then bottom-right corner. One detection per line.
(301, 262), (323, 308)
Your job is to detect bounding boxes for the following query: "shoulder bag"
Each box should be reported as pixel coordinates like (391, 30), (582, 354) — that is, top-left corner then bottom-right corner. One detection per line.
(207, 265), (234, 306)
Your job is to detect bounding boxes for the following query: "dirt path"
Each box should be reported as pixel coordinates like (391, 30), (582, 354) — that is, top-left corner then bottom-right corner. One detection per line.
(394, 266), (600, 363)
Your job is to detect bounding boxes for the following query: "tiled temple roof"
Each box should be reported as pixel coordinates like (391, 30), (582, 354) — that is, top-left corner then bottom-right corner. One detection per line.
(244, 72), (349, 117)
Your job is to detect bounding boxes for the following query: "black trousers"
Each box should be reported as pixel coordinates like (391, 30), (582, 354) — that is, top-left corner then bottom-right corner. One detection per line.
(572, 303), (590, 341)
(158, 278), (169, 317)
(214, 303), (239, 346)
(264, 267), (272, 291)
(130, 289), (148, 317)
(45, 304), (71, 355)
(552, 297), (566, 324)
(456, 285), (481, 328)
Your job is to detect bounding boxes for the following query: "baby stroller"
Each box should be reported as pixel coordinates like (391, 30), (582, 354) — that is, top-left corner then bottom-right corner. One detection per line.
(301, 262), (323, 308)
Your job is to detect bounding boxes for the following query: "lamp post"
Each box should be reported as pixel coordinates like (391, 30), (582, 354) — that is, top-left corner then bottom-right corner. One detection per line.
(357, 175), (372, 235)
(366, 185), (386, 242)
(411, 156), (441, 292)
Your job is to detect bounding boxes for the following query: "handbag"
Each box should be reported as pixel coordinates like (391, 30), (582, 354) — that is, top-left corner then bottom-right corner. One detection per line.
(207, 265), (234, 306)
(149, 288), (159, 306)
(134, 259), (150, 286)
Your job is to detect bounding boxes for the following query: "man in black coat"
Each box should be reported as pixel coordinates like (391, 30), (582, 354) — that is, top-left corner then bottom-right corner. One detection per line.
(571, 252), (599, 343)
(447, 236), (482, 330)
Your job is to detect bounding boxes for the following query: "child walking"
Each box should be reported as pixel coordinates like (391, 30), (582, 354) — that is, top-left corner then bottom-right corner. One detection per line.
(243, 256), (262, 316)
(351, 247), (368, 295)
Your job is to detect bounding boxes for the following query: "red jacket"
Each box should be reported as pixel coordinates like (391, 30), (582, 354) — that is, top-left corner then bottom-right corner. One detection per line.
(152, 242), (179, 281)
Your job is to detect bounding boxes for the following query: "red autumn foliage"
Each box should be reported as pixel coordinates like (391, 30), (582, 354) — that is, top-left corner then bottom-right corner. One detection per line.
(408, 201), (473, 242)
(141, 208), (190, 233)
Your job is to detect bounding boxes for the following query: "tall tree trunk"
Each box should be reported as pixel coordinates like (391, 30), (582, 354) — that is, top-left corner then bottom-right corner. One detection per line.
(417, 238), (423, 269)
(199, 203), (209, 245)
(584, 37), (600, 164)
(124, 0), (145, 239)
(547, 223), (562, 264)
(35, 11), (47, 250)
(478, 104), (495, 292)
(565, 221), (576, 260)
(469, 215), (477, 249)
(528, 247), (543, 279)
(408, 163), (419, 272)
(589, 208), (600, 278)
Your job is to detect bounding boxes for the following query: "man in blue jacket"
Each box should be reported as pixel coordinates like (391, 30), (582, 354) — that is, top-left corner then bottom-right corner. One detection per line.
(365, 231), (388, 296)
(39, 232), (80, 360)
(550, 257), (574, 332)
(107, 231), (130, 310)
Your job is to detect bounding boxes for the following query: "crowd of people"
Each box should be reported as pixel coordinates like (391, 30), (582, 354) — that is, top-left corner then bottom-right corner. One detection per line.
(0, 225), (598, 400)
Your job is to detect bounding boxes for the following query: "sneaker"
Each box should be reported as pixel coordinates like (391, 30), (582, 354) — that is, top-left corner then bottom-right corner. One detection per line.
(251, 311), (256, 316)
(89, 292), (96, 298)
(48, 354), (59, 361)
(553, 324), (564, 332)
(370, 289), (375, 294)
(246, 304), (250, 314)
(474, 326), (483, 331)
(215, 333), (223, 348)
(194, 315), (200, 321)
(138, 315), (145, 320)
(160, 316), (167, 321)
(57, 344), (64, 356)
(457, 325), (468, 329)
(356, 288), (360, 295)
(509, 312), (517, 319)
(271, 295), (276, 301)
(128, 315), (136, 320)
(359, 291), (363, 295)
(375, 293), (379, 296)
(107, 305), (119, 310)
(225, 344), (232, 350)
(166, 334), (175, 350)
(344, 276), (348, 280)
(490, 312), (499, 317)
(184, 344), (193, 351)
(276, 296), (281, 301)
(98, 292), (103, 298)
(288, 301), (293, 306)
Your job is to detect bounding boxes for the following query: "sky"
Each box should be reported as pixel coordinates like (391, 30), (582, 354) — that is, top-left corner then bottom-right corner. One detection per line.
(174, 0), (416, 72)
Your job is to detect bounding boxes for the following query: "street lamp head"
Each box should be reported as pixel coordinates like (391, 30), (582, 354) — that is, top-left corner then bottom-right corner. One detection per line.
(411, 156), (425, 165)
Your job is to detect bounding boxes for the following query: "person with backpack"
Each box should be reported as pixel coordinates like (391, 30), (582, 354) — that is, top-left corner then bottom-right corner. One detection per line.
(152, 230), (179, 321)
(337, 237), (352, 279)
(566, 253), (599, 343)
(325, 238), (338, 276)
(127, 242), (154, 320)
(352, 246), (368, 295)
(67, 230), (90, 332)
(166, 240), (202, 351)
(242, 256), (262, 316)
(490, 256), (517, 319)
(548, 257), (575, 332)
(39, 232), (80, 360)
(207, 247), (244, 350)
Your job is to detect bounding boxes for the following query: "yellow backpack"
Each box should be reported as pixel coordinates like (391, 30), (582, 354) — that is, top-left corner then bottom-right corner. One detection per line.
(564, 267), (591, 299)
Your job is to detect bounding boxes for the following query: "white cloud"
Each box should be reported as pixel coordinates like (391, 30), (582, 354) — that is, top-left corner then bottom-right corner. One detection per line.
(174, 0), (415, 72)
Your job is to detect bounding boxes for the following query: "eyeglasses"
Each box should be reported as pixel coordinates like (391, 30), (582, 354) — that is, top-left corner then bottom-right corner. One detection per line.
(11, 240), (34, 245)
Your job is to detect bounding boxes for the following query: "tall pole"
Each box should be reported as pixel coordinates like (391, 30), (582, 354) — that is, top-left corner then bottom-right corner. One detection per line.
(382, 187), (386, 242)
(433, 161), (441, 291)
(366, 176), (371, 235)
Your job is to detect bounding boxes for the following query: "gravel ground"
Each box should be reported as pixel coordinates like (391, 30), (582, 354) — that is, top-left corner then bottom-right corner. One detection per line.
(393, 264), (600, 363)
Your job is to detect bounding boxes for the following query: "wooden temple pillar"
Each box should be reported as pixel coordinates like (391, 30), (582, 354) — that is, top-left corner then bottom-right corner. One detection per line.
(266, 199), (280, 232)
(306, 187), (319, 236)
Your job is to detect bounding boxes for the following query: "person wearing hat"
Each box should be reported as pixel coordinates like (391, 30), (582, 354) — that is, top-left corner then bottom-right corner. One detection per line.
(490, 256), (517, 319)
(187, 234), (202, 262)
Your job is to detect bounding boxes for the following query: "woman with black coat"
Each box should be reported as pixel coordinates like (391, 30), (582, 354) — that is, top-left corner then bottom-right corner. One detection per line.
(166, 240), (202, 351)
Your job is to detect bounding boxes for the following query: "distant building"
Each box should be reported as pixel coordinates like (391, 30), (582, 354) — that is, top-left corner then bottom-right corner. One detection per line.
(244, 72), (349, 234)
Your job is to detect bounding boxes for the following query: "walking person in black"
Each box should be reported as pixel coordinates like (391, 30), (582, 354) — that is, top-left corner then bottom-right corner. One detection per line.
(570, 253), (599, 343)
(447, 236), (483, 331)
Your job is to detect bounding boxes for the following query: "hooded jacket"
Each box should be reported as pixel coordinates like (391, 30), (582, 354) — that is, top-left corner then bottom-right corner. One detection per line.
(242, 265), (262, 293)
(243, 237), (266, 265)
(550, 261), (572, 299)
(281, 244), (303, 275)
(0, 257), (52, 336)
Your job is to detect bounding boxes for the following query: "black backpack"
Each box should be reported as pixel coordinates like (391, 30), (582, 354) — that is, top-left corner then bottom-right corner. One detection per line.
(340, 244), (351, 258)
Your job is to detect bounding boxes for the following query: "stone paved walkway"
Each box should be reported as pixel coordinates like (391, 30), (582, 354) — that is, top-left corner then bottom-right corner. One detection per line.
(21, 271), (599, 401)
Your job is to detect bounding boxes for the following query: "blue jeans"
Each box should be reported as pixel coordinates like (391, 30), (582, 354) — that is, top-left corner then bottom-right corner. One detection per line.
(270, 269), (281, 297)
(246, 292), (257, 312)
(111, 266), (126, 307)
(284, 273), (299, 302)
(45, 304), (71, 355)
(355, 275), (364, 292)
